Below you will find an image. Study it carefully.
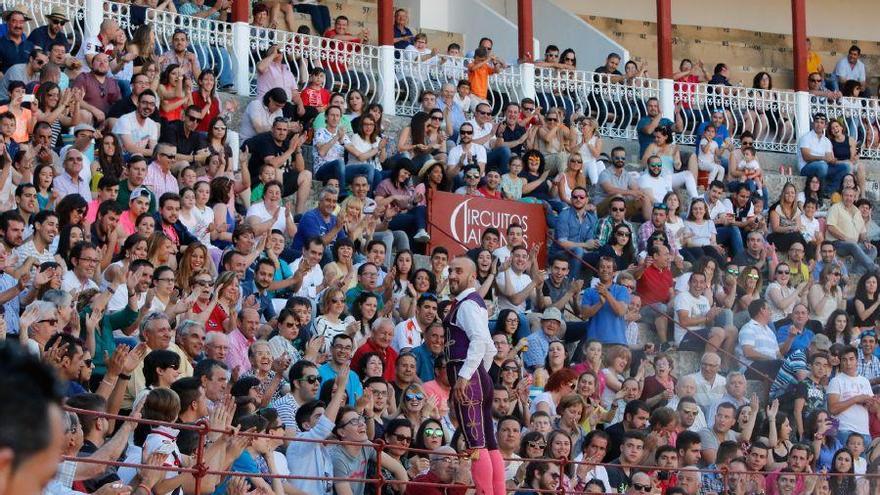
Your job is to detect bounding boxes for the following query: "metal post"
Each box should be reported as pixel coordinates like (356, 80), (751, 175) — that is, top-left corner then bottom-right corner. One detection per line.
(659, 78), (676, 121)
(374, 440), (386, 493)
(795, 90), (812, 139)
(556, 458), (567, 495)
(84, 0), (102, 43)
(791, 0), (808, 91)
(193, 420), (210, 495)
(517, 0), (534, 63)
(377, 0), (393, 46)
(520, 62), (536, 100)
(655, 0), (673, 79)
(231, 22), (251, 97)
(378, 45), (397, 116)
(230, 0), (248, 23)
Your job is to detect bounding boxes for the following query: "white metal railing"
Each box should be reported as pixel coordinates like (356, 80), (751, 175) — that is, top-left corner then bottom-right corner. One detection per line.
(0, 0), (86, 56)
(673, 82), (799, 153)
(248, 28), (384, 101)
(533, 68), (661, 140)
(12, 0), (879, 164)
(810, 95), (880, 160)
(104, 1), (236, 89)
(392, 49), (524, 118)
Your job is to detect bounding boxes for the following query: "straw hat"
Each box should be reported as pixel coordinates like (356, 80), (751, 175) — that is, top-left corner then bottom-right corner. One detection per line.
(417, 158), (441, 180)
(46, 8), (69, 23)
(3, 4), (32, 21)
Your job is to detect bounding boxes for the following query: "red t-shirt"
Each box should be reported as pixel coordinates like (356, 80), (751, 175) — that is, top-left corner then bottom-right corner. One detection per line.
(321, 29), (362, 74)
(351, 339), (398, 382)
(636, 265), (673, 305)
(193, 302), (228, 333)
(301, 86), (330, 108)
(191, 91), (220, 133)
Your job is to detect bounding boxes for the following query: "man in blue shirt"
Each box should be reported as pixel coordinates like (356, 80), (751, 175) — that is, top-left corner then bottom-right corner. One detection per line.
(392, 8), (414, 50)
(775, 303), (815, 357)
(240, 258), (278, 323)
(580, 257), (631, 346)
(636, 97), (675, 157)
(553, 186), (599, 279)
(0, 8), (34, 73)
(522, 307), (563, 371)
(694, 110), (732, 170)
(317, 334), (364, 407)
(290, 187), (346, 259)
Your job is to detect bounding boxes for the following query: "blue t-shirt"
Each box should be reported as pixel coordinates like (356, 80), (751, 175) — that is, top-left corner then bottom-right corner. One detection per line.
(776, 325), (815, 357)
(581, 284), (631, 345)
(694, 121), (730, 153)
(289, 208), (346, 257)
(317, 364), (364, 407)
(214, 450), (259, 495)
(636, 116), (673, 157)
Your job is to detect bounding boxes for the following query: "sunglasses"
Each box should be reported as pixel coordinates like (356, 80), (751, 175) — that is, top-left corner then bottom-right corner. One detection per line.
(831, 272), (841, 276)
(391, 433), (412, 443)
(502, 365), (519, 371)
(187, 115), (201, 122)
(297, 375), (321, 384)
(162, 363), (180, 370)
(546, 118), (558, 122)
(466, 174), (480, 179)
(406, 393), (425, 401)
(51, 19), (67, 26)
(459, 130), (473, 135)
(809, 78), (822, 83)
(523, 106), (535, 112)
(527, 441), (546, 449)
(648, 162), (662, 168)
(632, 483), (652, 492)
(476, 110), (491, 116)
(776, 269), (790, 275)
(423, 427), (444, 438)
(727, 267), (740, 275)
(569, 159), (583, 164)
(571, 194), (586, 200)
(746, 273), (759, 280)
(615, 231), (631, 237)
(611, 207), (625, 212)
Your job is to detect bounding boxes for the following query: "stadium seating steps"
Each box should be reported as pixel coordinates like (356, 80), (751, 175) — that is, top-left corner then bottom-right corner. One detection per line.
(582, 15), (880, 91)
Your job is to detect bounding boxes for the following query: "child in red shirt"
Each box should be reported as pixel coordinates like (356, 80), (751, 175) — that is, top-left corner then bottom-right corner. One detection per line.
(300, 68), (330, 112)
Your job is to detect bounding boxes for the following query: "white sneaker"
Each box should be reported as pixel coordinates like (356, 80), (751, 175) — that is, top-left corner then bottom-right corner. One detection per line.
(414, 229), (430, 242)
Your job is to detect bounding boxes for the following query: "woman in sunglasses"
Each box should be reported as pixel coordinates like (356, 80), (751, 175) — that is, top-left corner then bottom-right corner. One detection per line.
(396, 383), (437, 430)
(733, 266), (763, 328)
(410, 418), (448, 471)
(808, 265), (846, 325)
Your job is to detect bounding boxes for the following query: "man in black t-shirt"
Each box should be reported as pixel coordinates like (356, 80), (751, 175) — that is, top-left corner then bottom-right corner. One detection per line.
(242, 117), (312, 214)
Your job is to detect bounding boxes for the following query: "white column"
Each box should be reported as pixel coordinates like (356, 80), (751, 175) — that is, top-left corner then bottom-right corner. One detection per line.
(795, 90), (812, 139)
(659, 78), (675, 121)
(232, 22), (251, 97)
(520, 62), (536, 100)
(85, 0), (103, 41)
(378, 45), (396, 116)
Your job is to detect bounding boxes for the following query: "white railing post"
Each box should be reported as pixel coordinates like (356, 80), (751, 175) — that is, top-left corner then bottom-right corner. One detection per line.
(378, 44), (396, 116)
(85, 0), (103, 41)
(795, 90), (812, 140)
(232, 22), (251, 97)
(520, 62), (536, 100)
(659, 78), (675, 121)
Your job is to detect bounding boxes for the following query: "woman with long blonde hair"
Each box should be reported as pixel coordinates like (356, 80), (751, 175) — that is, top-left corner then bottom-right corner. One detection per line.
(146, 232), (177, 270)
(176, 242), (214, 293)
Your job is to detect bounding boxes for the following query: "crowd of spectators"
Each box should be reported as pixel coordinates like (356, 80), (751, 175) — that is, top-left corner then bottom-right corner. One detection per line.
(4, 2), (880, 495)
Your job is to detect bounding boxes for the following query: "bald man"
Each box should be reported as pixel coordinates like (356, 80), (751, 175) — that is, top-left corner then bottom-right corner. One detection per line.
(444, 256), (503, 495)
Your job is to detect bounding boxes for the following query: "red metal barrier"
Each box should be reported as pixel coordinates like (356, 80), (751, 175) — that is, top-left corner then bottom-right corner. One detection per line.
(62, 405), (878, 495)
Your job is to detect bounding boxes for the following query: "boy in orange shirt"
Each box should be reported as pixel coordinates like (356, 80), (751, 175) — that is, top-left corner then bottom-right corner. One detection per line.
(467, 48), (504, 103)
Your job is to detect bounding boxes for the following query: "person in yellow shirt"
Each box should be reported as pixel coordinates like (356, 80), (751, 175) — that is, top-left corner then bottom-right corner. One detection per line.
(806, 39), (825, 79)
(825, 187), (879, 274)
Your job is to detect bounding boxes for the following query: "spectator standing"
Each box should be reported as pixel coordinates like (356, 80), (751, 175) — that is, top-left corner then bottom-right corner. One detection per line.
(580, 257), (630, 346)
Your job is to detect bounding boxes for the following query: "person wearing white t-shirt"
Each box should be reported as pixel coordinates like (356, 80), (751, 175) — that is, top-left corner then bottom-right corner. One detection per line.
(245, 181), (296, 238)
(673, 271), (737, 369)
(112, 90), (160, 157)
(495, 246), (538, 314)
(827, 345), (874, 445)
(798, 114), (850, 195)
(697, 125), (725, 183)
(736, 300), (782, 379)
(447, 122), (487, 177)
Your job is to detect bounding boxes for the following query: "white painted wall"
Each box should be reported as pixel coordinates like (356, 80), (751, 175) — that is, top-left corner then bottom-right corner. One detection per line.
(531, 0), (627, 71)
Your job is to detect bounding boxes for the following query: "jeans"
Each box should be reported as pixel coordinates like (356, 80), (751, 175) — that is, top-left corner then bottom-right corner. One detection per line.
(717, 225), (745, 257)
(832, 240), (879, 274)
(388, 206), (427, 236)
(800, 160), (851, 194)
(487, 146), (512, 173)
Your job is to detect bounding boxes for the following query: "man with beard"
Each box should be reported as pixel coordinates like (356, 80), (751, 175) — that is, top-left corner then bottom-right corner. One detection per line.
(444, 256), (504, 495)
(90, 200), (122, 269)
(241, 258), (278, 322)
(393, 294), (438, 353)
(112, 89), (159, 157)
(273, 359), (321, 432)
(0, 7), (35, 73)
(0, 211), (25, 254)
(116, 156), (156, 213)
(13, 209), (57, 268)
(638, 154), (698, 205)
(518, 461), (561, 495)
(72, 52), (121, 124)
(594, 147), (650, 218)
(0, 46), (46, 102)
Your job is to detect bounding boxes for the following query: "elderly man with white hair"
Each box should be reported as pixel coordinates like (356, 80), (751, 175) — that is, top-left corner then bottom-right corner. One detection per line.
(406, 445), (470, 495)
(122, 311), (194, 409)
(706, 371), (748, 426)
(677, 466), (702, 495)
(685, 351), (727, 414)
(204, 331), (230, 362)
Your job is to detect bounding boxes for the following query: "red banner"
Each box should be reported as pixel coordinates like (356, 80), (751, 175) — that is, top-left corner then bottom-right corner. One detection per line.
(427, 191), (548, 265)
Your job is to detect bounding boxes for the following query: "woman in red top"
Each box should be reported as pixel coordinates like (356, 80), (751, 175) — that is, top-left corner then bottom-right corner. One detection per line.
(192, 271), (238, 333)
(192, 69), (220, 132)
(157, 64), (191, 122)
(673, 59), (709, 129)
